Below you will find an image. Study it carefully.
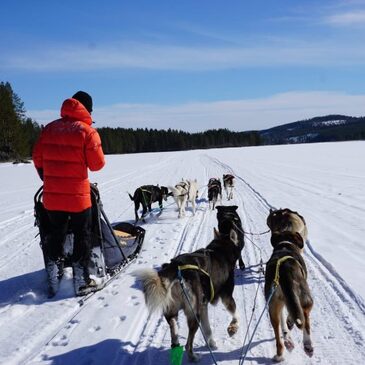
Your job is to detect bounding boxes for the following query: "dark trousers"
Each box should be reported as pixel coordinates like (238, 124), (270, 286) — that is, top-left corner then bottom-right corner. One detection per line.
(44, 208), (92, 267)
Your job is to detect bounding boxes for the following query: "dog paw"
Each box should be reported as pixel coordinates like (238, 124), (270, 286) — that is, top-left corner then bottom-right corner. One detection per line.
(227, 323), (238, 336)
(284, 338), (295, 352)
(188, 353), (201, 362)
(273, 354), (284, 362)
(208, 339), (218, 350)
(304, 343), (314, 357)
(286, 317), (294, 330)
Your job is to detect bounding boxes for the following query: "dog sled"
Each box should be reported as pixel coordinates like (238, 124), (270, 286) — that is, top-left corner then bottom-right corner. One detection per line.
(34, 183), (145, 294)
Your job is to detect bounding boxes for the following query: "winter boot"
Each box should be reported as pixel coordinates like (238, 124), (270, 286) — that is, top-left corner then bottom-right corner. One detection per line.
(72, 261), (98, 296)
(46, 260), (59, 298)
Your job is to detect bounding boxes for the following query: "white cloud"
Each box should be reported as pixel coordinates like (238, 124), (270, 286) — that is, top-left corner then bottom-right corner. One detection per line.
(27, 91), (365, 132)
(2, 38), (365, 72)
(325, 11), (365, 25)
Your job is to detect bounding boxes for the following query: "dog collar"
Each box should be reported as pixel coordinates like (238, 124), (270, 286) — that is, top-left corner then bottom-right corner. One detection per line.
(276, 240), (295, 246)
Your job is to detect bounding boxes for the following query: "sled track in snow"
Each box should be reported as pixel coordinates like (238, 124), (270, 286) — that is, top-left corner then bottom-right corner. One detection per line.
(206, 155), (365, 313)
(205, 155), (275, 211)
(0, 232), (39, 272)
(205, 154), (365, 363)
(19, 255), (143, 365)
(215, 152), (365, 314)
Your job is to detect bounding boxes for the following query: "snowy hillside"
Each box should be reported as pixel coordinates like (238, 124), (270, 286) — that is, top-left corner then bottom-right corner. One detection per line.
(260, 115), (365, 144)
(1, 141), (365, 365)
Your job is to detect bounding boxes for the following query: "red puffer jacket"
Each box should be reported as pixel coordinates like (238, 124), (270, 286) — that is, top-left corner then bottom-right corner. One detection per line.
(33, 98), (105, 212)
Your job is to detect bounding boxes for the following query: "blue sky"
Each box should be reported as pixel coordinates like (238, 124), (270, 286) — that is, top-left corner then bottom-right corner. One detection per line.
(2, 0), (365, 131)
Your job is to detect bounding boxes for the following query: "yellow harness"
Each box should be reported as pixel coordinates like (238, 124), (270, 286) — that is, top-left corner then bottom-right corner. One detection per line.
(178, 264), (215, 303)
(273, 255), (306, 288)
(139, 187), (153, 206)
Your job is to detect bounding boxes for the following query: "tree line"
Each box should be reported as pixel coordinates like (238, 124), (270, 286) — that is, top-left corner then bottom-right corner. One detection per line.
(0, 81), (261, 161)
(98, 127), (261, 154)
(0, 82), (41, 161)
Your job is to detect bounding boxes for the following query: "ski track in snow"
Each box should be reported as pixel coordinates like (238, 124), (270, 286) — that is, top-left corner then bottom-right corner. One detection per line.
(0, 145), (365, 364)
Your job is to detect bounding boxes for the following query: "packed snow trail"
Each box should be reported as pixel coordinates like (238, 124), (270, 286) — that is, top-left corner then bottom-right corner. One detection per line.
(0, 143), (364, 364)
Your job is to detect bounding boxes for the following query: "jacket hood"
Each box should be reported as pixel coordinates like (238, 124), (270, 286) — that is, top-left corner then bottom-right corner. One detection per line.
(60, 98), (92, 125)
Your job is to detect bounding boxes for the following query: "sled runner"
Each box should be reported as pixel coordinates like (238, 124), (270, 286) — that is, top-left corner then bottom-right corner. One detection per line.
(34, 183), (145, 293)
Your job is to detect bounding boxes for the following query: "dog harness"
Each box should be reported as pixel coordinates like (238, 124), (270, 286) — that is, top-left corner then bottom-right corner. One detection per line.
(177, 264), (215, 303)
(208, 180), (220, 190)
(138, 187), (153, 206)
(273, 255), (306, 287)
(175, 181), (191, 198)
(223, 174), (234, 181)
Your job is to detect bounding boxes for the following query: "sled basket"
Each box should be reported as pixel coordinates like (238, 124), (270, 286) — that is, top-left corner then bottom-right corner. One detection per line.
(34, 184), (145, 277)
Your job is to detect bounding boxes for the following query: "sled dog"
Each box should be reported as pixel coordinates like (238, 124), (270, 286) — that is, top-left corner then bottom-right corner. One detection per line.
(128, 185), (169, 223)
(169, 179), (199, 218)
(265, 231), (314, 362)
(208, 178), (222, 210)
(223, 174), (235, 200)
(216, 205), (245, 270)
(135, 229), (241, 362)
(266, 208), (308, 244)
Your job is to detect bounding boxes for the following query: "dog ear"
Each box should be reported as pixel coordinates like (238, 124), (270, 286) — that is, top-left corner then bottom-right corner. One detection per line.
(214, 227), (220, 239)
(294, 232), (304, 249)
(229, 229), (238, 245)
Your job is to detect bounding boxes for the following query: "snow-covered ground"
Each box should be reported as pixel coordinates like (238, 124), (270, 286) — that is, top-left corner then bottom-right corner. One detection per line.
(0, 141), (364, 365)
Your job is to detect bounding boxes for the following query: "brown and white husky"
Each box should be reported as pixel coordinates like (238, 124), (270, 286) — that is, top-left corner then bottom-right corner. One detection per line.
(265, 231), (314, 362)
(267, 208), (308, 244)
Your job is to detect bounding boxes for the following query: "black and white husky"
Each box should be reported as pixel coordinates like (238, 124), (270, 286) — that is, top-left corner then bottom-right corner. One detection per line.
(134, 229), (241, 362)
(208, 178), (222, 210)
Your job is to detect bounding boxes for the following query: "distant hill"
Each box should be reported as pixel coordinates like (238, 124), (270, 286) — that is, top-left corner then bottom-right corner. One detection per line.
(259, 115), (365, 145)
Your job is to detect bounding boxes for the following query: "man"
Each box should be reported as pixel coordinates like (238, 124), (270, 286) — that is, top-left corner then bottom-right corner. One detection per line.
(33, 91), (105, 297)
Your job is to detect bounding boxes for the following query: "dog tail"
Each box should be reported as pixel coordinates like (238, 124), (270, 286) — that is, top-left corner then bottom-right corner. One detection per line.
(280, 273), (304, 329)
(133, 268), (173, 314)
(128, 192), (134, 201)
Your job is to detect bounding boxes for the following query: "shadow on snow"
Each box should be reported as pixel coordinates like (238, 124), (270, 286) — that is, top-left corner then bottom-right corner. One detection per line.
(43, 337), (274, 365)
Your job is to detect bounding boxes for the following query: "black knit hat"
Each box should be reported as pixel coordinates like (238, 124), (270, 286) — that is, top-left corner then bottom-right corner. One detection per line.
(72, 91), (93, 113)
